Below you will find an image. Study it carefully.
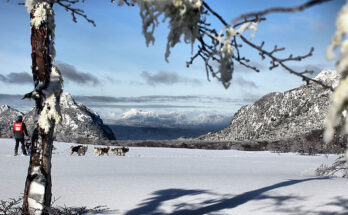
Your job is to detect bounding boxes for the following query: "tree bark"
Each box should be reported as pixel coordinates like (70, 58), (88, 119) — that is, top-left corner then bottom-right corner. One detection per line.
(22, 2), (59, 214)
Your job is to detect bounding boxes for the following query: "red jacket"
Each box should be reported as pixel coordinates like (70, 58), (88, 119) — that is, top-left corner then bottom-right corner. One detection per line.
(13, 121), (28, 139)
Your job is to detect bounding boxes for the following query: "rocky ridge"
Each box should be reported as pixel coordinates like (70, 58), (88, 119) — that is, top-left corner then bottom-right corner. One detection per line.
(0, 92), (115, 142)
(198, 70), (344, 147)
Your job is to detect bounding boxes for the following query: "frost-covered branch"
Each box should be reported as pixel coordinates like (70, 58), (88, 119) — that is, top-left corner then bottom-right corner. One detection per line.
(324, 0), (348, 147)
(0, 197), (22, 215)
(23, 0), (96, 26)
(202, 0), (333, 89)
(117, 0), (333, 89)
(316, 155), (348, 177)
(0, 196), (110, 215)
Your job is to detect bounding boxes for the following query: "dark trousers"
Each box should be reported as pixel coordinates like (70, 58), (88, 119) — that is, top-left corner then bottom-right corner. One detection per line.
(14, 138), (27, 155)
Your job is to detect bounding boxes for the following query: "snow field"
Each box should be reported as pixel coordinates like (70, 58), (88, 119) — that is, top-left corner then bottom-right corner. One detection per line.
(0, 138), (347, 215)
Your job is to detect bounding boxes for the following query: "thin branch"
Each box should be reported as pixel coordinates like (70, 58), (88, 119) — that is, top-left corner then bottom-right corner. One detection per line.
(55, 0), (96, 26)
(202, 1), (228, 26)
(240, 35), (333, 90)
(232, 0), (334, 23)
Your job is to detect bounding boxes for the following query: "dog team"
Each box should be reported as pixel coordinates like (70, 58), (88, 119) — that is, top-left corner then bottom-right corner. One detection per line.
(70, 145), (129, 156)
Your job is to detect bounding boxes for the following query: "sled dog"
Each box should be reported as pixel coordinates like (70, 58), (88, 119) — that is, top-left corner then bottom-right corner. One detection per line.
(93, 146), (110, 156)
(70, 145), (88, 156)
(111, 147), (129, 156)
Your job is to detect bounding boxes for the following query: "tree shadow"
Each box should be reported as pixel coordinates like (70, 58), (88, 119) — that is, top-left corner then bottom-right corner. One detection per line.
(125, 189), (208, 215)
(126, 177), (330, 215)
(275, 196), (348, 215)
(318, 196), (348, 215)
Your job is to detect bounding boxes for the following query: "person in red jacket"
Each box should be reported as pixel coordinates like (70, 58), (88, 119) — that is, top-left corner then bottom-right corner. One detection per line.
(13, 115), (29, 156)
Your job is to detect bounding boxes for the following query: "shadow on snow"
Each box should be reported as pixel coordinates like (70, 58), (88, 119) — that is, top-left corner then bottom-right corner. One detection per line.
(125, 177), (332, 215)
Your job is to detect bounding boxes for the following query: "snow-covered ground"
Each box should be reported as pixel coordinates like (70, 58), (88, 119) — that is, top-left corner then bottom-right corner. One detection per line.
(0, 138), (347, 215)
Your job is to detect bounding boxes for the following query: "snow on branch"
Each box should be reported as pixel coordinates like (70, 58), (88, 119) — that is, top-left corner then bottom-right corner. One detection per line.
(324, 0), (348, 143)
(199, 1), (334, 89)
(121, 0), (203, 62)
(23, 0), (334, 89)
(117, 0), (333, 89)
(24, 0), (96, 26)
(316, 155), (348, 178)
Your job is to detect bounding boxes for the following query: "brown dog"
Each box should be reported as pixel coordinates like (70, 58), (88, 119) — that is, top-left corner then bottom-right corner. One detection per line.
(70, 145), (88, 156)
(93, 146), (110, 156)
(111, 147), (129, 156)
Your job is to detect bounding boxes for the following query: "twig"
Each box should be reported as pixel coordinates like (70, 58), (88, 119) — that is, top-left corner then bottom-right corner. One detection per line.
(55, 0), (96, 26)
(232, 0), (334, 23)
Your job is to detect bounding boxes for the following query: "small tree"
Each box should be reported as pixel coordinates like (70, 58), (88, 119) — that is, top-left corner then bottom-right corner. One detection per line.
(4, 0), (346, 214)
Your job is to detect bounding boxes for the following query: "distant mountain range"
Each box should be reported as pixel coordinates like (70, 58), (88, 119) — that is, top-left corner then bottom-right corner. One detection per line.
(109, 108), (232, 129)
(1, 69), (344, 147)
(0, 92), (232, 141)
(0, 93), (115, 142)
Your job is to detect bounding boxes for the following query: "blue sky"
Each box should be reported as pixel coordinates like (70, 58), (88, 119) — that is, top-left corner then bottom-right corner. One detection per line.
(0, 0), (344, 125)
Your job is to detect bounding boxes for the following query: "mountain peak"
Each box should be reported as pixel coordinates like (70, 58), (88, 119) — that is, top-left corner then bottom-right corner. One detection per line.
(0, 104), (10, 115)
(313, 69), (340, 88)
(60, 92), (76, 107)
(121, 108), (157, 119)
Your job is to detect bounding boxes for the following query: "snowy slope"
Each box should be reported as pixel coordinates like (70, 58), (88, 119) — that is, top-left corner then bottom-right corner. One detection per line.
(199, 70), (341, 144)
(0, 138), (347, 215)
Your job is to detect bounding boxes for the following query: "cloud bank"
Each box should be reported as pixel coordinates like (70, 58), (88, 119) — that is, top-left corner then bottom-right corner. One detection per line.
(56, 61), (101, 86)
(141, 71), (202, 86)
(74, 94), (257, 105)
(0, 72), (32, 84)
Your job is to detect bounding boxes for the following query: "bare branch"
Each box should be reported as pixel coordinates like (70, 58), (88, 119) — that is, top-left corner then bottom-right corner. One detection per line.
(202, 1), (228, 26)
(232, 0), (334, 23)
(240, 35), (333, 90)
(55, 0), (96, 27)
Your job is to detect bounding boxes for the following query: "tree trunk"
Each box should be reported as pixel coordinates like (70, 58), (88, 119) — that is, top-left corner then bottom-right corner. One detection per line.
(22, 2), (61, 215)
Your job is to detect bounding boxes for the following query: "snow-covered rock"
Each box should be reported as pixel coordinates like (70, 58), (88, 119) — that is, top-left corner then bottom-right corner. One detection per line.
(0, 93), (115, 142)
(199, 70), (343, 144)
(0, 104), (10, 115)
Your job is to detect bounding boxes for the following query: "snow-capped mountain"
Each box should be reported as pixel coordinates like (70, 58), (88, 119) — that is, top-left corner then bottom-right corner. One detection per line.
(0, 92), (115, 142)
(199, 70), (344, 144)
(112, 108), (232, 128)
